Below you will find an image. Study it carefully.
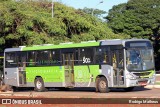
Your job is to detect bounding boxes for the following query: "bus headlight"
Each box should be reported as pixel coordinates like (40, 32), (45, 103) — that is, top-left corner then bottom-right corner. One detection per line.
(150, 74), (156, 79)
(126, 73), (136, 79)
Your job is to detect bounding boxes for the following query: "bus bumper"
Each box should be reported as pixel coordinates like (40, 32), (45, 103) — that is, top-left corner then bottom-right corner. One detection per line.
(127, 77), (156, 87)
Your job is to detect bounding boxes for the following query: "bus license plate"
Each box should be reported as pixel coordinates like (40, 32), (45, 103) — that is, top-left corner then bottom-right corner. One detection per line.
(138, 81), (147, 86)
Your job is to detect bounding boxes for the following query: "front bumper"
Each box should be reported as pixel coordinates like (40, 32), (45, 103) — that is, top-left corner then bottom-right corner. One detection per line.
(126, 77), (156, 87)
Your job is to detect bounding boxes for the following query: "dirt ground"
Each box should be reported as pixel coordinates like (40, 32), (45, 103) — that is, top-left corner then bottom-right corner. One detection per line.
(0, 75), (159, 107)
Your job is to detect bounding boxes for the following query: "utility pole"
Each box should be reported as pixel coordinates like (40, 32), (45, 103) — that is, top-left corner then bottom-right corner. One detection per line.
(92, 1), (103, 16)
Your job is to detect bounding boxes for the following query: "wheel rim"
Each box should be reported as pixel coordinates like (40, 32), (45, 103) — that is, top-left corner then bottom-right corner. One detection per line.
(36, 80), (42, 89)
(99, 81), (106, 89)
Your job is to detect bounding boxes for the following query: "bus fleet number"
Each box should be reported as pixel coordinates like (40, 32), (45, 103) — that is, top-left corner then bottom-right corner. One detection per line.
(83, 57), (91, 63)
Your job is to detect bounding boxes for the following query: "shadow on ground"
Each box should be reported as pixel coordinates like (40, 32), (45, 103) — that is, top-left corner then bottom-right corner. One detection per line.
(12, 86), (151, 93)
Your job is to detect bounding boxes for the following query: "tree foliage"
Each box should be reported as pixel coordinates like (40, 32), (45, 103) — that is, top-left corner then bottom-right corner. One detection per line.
(106, 0), (160, 70)
(78, 7), (107, 18)
(0, 0), (128, 50)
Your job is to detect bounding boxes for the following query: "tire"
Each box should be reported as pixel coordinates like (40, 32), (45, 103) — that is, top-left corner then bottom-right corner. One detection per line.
(97, 77), (110, 93)
(34, 77), (45, 92)
(95, 77), (100, 92)
(123, 87), (134, 92)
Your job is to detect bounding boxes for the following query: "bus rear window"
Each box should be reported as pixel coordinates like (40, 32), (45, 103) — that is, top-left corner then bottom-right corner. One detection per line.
(5, 52), (17, 68)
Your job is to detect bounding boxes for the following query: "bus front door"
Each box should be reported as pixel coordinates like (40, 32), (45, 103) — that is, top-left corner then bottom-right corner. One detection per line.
(111, 50), (124, 87)
(63, 53), (75, 87)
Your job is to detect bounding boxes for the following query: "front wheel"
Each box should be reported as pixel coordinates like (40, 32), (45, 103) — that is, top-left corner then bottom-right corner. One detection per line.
(97, 77), (110, 93)
(34, 77), (45, 92)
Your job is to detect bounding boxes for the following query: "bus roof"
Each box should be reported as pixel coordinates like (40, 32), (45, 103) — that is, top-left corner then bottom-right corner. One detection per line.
(100, 39), (151, 46)
(22, 41), (100, 51)
(4, 39), (150, 52)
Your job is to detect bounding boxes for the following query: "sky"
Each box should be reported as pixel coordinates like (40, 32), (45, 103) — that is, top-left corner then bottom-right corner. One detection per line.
(60, 0), (128, 13)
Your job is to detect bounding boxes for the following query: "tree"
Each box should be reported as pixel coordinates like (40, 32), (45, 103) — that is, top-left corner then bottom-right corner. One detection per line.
(0, 0), (129, 51)
(105, 0), (160, 70)
(78, 7), (107, 18)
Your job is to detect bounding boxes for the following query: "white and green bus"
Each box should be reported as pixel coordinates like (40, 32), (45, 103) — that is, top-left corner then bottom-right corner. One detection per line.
(4, 39), (155, 93)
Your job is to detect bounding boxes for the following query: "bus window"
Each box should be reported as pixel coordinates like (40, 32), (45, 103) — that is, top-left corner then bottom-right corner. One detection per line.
(36, 50), (50, 66)
(79, 48), (93, 64)
(27, 51), (36, 67)
(74, 49), (79, 65)
(51, 50), (61, 65)
(95, 48), (103, 64)
(5, 52), (17, 68)
(16, 52), (27, 67)
(102, 48), (110, 64)
(95, 47), (109, 64)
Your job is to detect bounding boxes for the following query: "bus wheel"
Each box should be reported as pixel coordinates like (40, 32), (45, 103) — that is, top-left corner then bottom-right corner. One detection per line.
(34, 77), (45, 92)
(97, 77), (109, 93)
(123, 87), (134, 92)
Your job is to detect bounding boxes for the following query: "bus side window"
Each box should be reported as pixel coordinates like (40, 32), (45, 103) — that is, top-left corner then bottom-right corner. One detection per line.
(36, 50), (50, 66)
(102, 47), (110, 64)
(27, 51), (36, 67)
(79, 48), (93, 64)
(51, 50), (60, 65)
(95, 47), (109, 64)
(95, 48), (103, 64)
(5, 52), (17, 68)
(74, 49), (79, 65)
(103, 52), (109, 64)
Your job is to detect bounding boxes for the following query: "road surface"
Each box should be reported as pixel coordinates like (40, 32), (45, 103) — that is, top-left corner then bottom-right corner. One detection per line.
(0, 87), (159, 98)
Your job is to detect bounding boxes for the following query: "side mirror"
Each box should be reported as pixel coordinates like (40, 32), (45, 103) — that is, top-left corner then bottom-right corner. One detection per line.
(123, 47), (128, 50)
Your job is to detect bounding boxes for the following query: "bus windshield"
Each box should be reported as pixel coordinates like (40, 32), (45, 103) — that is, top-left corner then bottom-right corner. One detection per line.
(126, 49), (154, 71)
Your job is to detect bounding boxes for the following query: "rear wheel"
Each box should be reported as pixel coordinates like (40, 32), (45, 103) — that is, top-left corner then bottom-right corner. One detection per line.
(123, 87), (134, 92)
(34, 77), (45, 92)
(97, 77), (110, 93)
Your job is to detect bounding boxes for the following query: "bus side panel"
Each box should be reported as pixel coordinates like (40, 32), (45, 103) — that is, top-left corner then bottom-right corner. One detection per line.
(101, 65), (113, 87)
(74, 65), (100, 87)
(25, 66), (65, 87)
(4, 68), (19, 86)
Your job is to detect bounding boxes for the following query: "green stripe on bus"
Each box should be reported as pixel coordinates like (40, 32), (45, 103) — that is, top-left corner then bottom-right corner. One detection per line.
(22, 42), (100, 51)
(25, 65), (100, 83)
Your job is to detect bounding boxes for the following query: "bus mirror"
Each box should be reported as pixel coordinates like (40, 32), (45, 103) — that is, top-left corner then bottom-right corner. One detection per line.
(123, 47), (128, 50)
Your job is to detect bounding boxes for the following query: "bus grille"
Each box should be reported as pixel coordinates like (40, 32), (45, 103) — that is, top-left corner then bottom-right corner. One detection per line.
(133, 72), (151, 77)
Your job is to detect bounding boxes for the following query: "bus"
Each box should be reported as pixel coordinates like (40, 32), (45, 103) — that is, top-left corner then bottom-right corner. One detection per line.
(4, 39), (155, 93)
